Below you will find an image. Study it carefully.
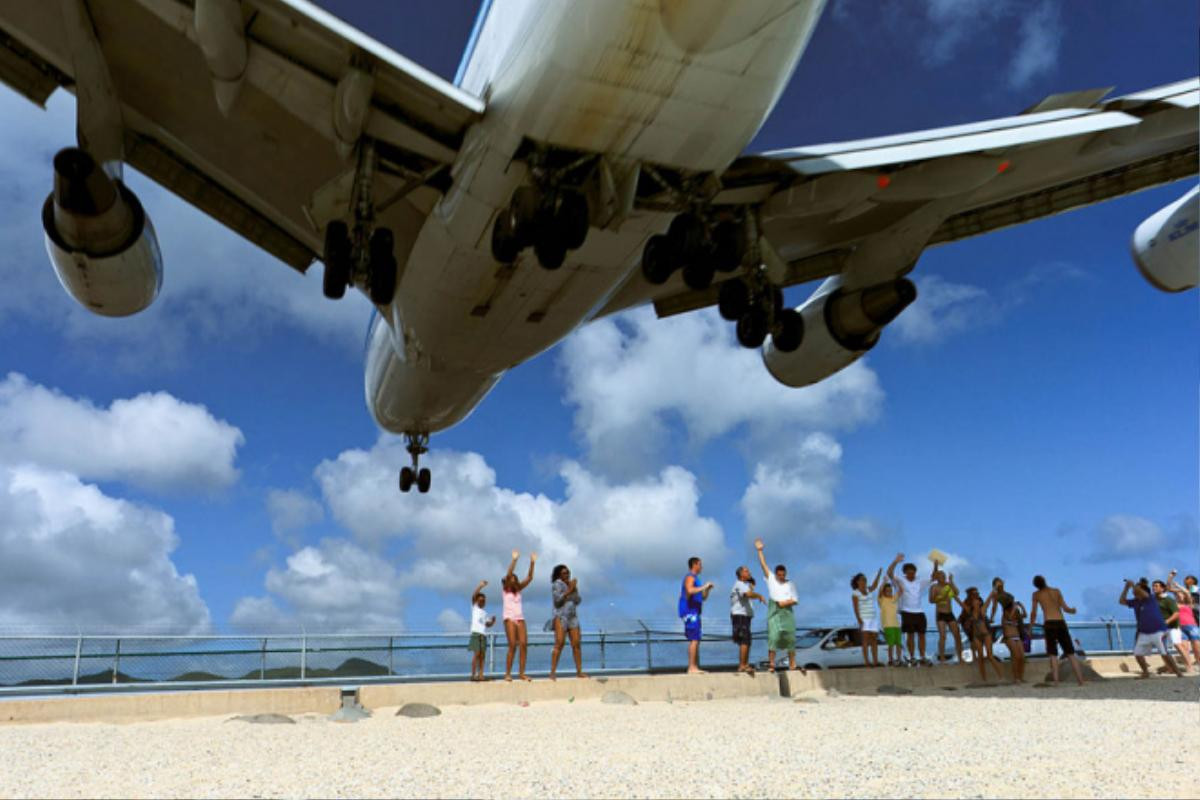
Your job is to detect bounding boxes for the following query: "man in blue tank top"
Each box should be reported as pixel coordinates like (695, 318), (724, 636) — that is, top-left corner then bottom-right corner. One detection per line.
(680, 556), (714, 674)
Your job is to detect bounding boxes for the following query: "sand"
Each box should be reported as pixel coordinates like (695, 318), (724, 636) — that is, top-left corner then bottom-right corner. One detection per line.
(0, 675), (1195, 799)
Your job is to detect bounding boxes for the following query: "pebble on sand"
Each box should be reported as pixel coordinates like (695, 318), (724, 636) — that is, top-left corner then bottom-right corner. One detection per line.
(396, 703), (441, 718)
(601, 691), (637, 706)
(228, 713), (295, 725)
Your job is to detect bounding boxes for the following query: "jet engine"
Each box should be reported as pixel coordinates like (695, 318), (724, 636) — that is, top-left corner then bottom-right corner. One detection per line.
(763, 277), (916, 387)
(1131, 186), (1198, 293)
(42, 148), (162, 316)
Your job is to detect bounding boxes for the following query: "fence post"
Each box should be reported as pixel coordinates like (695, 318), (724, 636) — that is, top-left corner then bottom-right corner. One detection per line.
(1104, 619), (1113, 651)
(260, 638), (267, 680)
(300, 633), (307, 680)
(638, 620), (652, 672)
(599, 629), (606, 671)
(72, 636), (82, 687)
(388, 636), (394, 676)
(111, 638), (121, 684)
(488, 632), (496, 675)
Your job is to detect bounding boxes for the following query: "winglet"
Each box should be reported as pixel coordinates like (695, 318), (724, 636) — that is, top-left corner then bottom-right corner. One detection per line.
(1022, 87), (1113, 114)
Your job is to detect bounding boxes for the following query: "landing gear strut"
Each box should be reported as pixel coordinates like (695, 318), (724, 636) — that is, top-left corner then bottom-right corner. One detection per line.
(398, 432), (432, 494)
(322, 141), (398, 306)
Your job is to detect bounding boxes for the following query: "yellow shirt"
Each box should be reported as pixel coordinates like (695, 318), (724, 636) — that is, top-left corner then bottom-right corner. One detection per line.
(879, 595), (900, 629)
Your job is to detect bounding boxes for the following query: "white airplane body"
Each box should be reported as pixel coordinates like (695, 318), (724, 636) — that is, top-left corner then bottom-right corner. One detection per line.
(0, 0), (1196, 492)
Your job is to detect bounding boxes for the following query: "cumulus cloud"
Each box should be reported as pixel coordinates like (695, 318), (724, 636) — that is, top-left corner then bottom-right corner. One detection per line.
(1008, 0), (1063, 89)
(0, 372), (243, 492)
(740, 433), (886, 555)
(891, 274), (993, 345)
(310, 437), (726, 597)
(560, 307), (883, 476)
(0, 87), (370, 368)
(231, 539), (405, 632)
(1085, 514), (1168, 563)
(265, 489), (324, 542)
(0, 465), (211, 633)
(436, 608), (466, 632)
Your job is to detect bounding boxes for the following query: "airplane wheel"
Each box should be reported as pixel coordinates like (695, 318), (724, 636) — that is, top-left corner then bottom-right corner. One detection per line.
(399, 466), (415, 493)
(556, 190), (590, 250)
(770, 286), (785, 314)
(322, 221), (351, 300)
(718, 279), (750, 321)
(416, 467), (432, 494)
(491, 208), (520, 263)
(772, 308), (804, 352)
(668, 213), (704, 261)
(510, 186), (541, 247)
(368, 228), (397, 305)
(736, 307), (768, 348)
(681, 259), (715, 291)
(534, 229), (567, 270)
(641, 234), (676, 284)
(711, 221), (744, 272)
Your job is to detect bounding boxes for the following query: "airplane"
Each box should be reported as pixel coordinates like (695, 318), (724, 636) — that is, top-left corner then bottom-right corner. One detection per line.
(1, 0), (1196, 494)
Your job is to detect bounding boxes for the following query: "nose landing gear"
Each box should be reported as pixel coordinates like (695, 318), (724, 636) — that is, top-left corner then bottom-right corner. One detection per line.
(399, 432), (432, 494)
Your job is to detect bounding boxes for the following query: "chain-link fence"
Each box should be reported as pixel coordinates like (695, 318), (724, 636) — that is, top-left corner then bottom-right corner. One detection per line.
(0, 618), (1134, 694)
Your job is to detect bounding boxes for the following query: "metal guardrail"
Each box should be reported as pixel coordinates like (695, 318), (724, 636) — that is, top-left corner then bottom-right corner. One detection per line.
(0, 619), (1136, 697)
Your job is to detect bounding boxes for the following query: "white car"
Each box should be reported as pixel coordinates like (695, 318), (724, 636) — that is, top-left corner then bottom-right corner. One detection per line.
(787, 624), (1067, 670)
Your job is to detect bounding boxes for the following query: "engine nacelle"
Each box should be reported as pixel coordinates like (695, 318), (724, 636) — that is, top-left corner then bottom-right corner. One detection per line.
(1131, 186), (1198, 293)
(763, 277), (916, 387)
(42, 148), (162, 317)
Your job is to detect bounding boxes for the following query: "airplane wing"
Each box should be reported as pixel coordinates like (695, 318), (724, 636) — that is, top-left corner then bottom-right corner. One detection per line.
(600, 78), (1199, 319)
(0, 0), (483, 272)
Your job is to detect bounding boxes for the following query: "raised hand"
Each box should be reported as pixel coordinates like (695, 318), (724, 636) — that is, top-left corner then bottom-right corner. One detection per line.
(511, 549), (519, 560)
(480, 580), (488, 587)
(754, 538), (764, 551)
(530, 552), (538, 562)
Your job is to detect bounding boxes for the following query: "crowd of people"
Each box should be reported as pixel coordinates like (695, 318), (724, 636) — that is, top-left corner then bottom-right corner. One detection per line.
(466, 547), (1200, 685)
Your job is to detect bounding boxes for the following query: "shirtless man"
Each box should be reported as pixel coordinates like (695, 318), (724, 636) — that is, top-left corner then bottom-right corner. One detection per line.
(1029, 575), (1086, 686)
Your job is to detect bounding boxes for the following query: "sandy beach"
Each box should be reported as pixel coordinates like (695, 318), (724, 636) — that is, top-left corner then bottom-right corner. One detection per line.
(0, 674), (1195, 799)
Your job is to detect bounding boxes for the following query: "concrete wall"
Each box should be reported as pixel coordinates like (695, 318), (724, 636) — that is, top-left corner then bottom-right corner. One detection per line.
(0, 655), (1143, 724)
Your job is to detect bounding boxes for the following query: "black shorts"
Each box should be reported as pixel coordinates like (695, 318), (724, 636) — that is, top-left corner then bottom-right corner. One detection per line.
(731, 614), (752, 646)
(936, 611), (956, 624)
(901, 612), (927, 634)
(1043, 619), (1075, 657)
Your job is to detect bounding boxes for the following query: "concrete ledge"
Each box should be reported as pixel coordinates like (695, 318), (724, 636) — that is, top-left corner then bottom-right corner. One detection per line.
(0, 686), (341, 724)
(0, 656), (1133, 724)
(358, 671), (780, 709)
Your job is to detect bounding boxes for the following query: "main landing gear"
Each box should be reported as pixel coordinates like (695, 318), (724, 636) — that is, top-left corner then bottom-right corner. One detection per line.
(398, 432), (432, 494)
(322, 141), (398, 306)
(717, 271), (803, 352)
(491, 185), (590, 269)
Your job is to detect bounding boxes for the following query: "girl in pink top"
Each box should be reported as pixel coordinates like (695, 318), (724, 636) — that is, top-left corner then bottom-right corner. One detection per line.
(501, 549), (537, 681)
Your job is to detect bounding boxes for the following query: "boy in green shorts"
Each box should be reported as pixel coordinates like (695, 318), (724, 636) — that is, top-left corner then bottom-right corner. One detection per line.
(879, 582), (902, 666)
(469, 580), (496, 681)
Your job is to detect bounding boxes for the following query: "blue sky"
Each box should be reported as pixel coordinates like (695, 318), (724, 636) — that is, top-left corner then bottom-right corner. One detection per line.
(0, 0), (1195, 635)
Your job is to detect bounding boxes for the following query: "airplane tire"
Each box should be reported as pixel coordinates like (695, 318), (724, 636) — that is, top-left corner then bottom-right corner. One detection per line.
(557, 190), (590, 250)
(491, 210), (520, 263)
(717, 279), (750, 321)
(368, 228), (397, 305)
(682, 259), (715, 291)
(510, 186), (541, 247)
(668, 213), (705, 262)
(322, 221), (351, 300)
(399, 466), (415, 493)
(641, 234), (676, 284)
(736, 307), (768, 348)
(772, 308), (804, 352)
(711, 221), (744, 272)
(417, 467), (432, 494)
(534, 229), (567, 270)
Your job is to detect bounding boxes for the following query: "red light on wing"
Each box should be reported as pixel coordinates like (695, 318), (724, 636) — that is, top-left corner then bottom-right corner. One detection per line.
(876, 175), (891, 189)
(997, 160), (1011, 173)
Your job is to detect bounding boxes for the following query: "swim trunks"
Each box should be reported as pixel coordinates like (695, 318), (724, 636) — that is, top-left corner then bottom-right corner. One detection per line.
(901, 611), (927, 634)
(1043, 619), (1075, 657)
(731, 614), (752, 646)
(683, 612), (702, 642)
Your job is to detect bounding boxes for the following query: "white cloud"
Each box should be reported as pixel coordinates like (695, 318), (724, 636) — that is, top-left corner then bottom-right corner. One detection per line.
(0, 87), (370, 368)
(891, 274), (992, 345)
(0, 372), (243, 492)
(265, 489), (324, 541)
(1086, 514), (1168, 563)
(436, 608), (466, 632)
(740, 432), (886, 555)
(560, 307), (884, 475)
(231, 539), (405, 632)
(1008, 0), (1063, 90)
(919, 0), (1012, 67)
(0, 465), (211, 633)
(311, 437), (726, 597)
